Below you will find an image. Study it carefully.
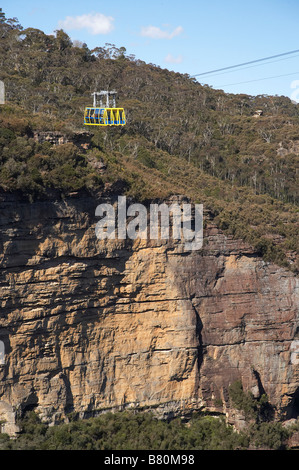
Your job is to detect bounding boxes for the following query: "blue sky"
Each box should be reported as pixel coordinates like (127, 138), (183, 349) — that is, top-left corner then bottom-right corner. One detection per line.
(2, 0), (299, 100)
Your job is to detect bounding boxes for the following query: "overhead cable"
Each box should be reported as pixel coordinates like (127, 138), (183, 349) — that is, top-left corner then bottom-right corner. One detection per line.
(192, 48), (299, 77)
(215, 70), (299, 88)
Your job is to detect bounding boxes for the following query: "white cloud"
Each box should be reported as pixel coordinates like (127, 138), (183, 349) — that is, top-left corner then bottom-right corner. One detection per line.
(165, 53), (183, 64)
(58, 13), (114, 35)
(140, 25), (183, 40)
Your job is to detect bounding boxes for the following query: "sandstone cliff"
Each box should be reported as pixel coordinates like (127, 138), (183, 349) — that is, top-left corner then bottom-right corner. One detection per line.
(0, 191), (298, 435)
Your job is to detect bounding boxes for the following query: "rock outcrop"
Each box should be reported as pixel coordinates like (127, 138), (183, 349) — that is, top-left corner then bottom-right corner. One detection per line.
(33, 131), (93, 151)
(0, 192), (298, 434)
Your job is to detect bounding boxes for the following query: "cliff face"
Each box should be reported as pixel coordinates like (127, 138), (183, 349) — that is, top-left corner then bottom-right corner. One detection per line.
(0, 192), (298, 434)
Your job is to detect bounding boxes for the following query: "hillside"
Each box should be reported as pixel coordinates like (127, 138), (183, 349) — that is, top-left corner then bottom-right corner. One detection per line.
(0, 12), (298, 271)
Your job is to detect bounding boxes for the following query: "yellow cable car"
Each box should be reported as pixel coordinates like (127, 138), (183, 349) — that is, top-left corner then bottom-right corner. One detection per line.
(84, 91), (126, 127)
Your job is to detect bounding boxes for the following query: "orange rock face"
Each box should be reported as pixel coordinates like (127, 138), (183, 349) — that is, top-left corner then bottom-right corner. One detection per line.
(0, 194), (298, 433)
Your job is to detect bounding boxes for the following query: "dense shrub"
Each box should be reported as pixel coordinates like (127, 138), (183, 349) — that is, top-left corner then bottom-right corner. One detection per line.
(0, 409), (294, 450)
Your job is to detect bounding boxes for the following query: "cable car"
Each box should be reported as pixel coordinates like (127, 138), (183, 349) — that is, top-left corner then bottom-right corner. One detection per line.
(84, 91), (126, 126)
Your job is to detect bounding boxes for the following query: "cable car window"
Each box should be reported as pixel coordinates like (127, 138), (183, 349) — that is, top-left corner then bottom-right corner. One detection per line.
(84, 91), (126, 126)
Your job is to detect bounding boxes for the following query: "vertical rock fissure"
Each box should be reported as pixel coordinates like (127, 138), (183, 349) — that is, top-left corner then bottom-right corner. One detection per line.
(191, 298), (204, 384)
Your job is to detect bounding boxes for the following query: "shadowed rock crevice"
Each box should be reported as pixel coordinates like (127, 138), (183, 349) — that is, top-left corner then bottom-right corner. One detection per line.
(19, 391), (39, 419)
(190, 298), (204, 380)
(286, 387), (299, 420)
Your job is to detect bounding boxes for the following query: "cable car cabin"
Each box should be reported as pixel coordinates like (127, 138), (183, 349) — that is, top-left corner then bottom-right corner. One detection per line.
(84, 107), (126, 126)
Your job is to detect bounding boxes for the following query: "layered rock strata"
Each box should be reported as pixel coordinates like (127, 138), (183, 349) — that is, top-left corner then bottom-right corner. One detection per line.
(0, 192), (298, 434)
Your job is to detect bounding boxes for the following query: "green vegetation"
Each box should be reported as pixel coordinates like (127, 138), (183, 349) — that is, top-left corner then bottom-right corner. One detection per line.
(228, 380), (274, 422)
(0, 403), (297, 450)
(227, 380), (299, 450)
(0, 9), (298, 272)
(0, 118), (103, 196)
(0, 381), (296, 451)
